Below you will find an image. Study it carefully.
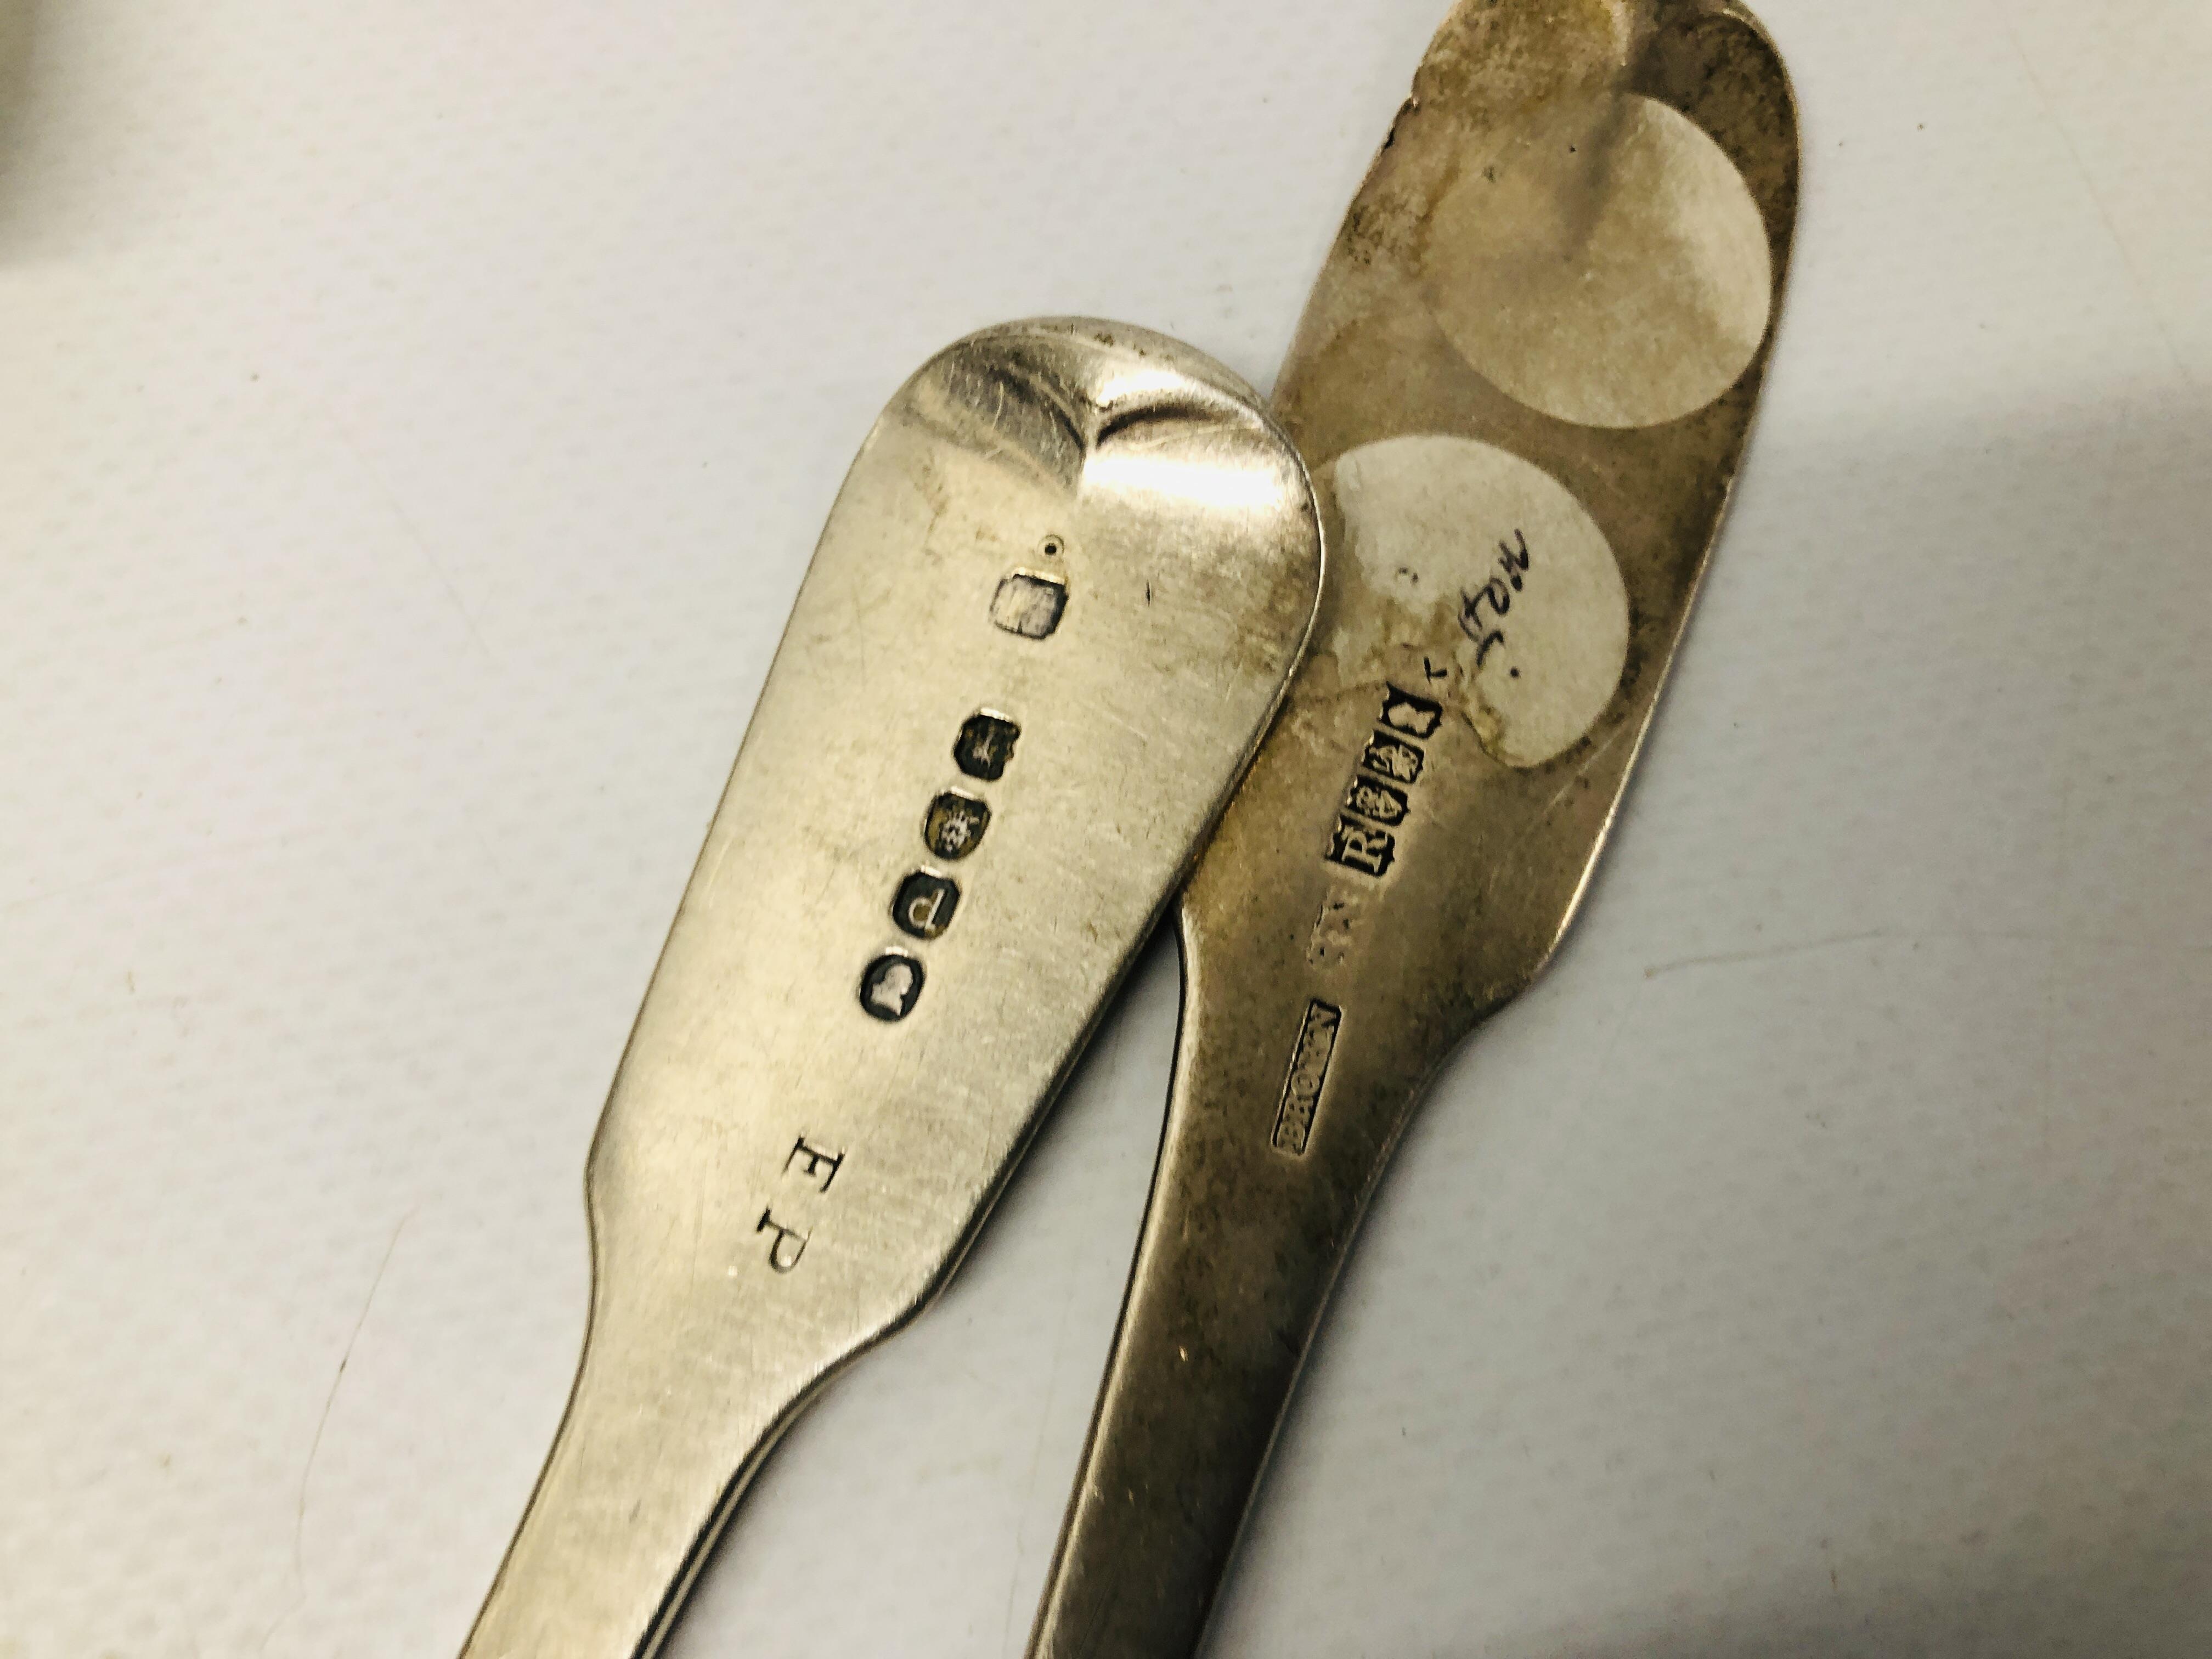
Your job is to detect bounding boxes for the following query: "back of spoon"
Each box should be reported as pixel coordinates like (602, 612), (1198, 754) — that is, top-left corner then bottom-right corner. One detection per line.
(459, 319), (1323, 1659)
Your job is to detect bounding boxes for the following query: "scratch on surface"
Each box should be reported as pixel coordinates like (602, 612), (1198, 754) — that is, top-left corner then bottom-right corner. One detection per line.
(290, 1212), (416, 1575)
(1643, 929), (1891, 980)
(2003, 16), (2198, 393)
(323, 409), (502, 669)
(1645, 925), (2212, 983)
(265, 1207), (414, 1650)
(1094, 699), (1148, 746)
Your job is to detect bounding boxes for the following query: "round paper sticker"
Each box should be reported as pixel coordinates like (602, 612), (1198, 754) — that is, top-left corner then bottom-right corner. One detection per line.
(1327, 435), (1629, 769)
(1423, 94), (1773, 430)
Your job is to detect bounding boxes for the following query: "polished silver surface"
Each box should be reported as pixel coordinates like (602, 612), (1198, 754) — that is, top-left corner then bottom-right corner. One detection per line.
(1027, 5), (1799, 1655)
(460, 319), (1323, 1659)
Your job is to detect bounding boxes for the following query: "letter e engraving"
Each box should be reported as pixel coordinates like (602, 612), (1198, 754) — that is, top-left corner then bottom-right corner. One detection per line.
(786, 1136), (845, 1193)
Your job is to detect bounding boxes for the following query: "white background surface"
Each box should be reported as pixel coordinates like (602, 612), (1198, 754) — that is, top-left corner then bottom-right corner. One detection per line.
(3, 2), (2209, 1655)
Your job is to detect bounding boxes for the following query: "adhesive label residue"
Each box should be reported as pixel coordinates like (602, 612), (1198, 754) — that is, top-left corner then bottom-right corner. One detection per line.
(1328, 436), (1629, 769)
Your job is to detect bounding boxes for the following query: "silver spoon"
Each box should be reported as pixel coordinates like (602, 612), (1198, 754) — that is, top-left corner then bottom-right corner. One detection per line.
(1026, 5), (1800, 1653)
(460, 319), (1323, 1659)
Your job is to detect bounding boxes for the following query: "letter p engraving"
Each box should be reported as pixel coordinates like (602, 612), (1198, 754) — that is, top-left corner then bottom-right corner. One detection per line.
(757, 1209), (809, 1273)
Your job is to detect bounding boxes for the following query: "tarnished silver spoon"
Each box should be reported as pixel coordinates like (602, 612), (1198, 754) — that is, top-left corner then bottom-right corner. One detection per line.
(1026, 5), (1800, 1654)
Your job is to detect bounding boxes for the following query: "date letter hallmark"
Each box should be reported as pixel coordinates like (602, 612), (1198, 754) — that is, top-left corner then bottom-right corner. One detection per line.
(893, 871), (961, 940)
(1327, 817), (1397, 878)
(1458, 529), (1530, 668)
(1324, 686), (1442, 881)
(1272, 1001), (1343, 1157)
